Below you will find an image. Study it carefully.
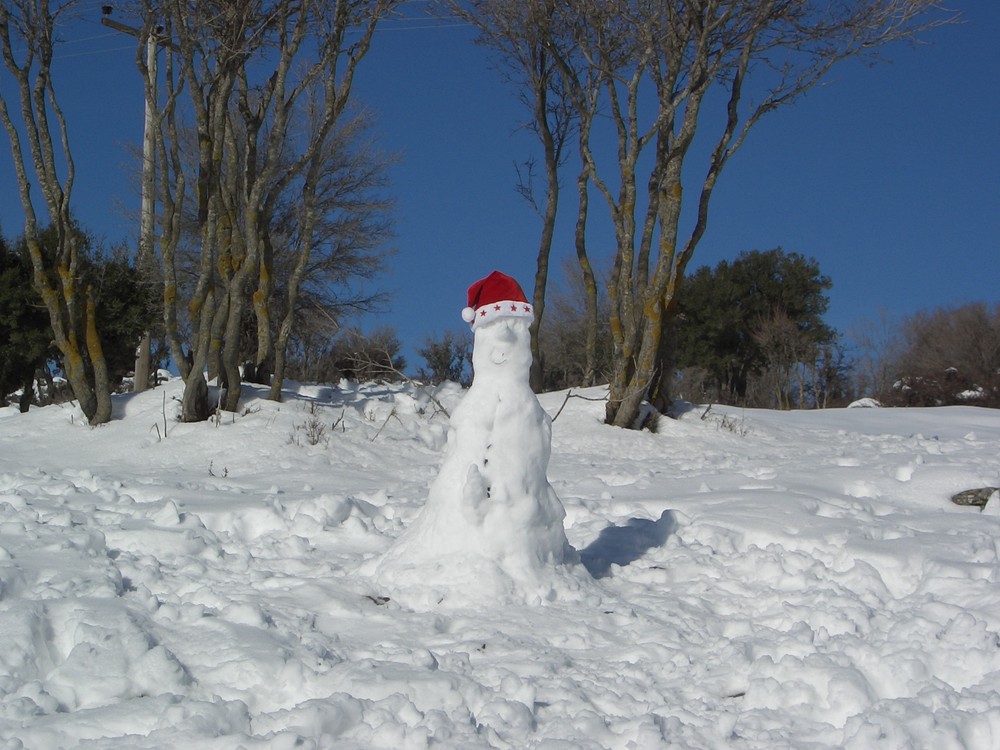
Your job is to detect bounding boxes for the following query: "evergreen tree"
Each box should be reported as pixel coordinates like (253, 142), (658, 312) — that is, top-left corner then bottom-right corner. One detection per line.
(89, 248), (162, 390)
(674, 248), (834, 403)
(1, 227), (160, 409)
(0, 234), (53, 410)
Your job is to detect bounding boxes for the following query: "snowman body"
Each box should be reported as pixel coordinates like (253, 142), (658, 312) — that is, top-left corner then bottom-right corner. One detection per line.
(376, 314), (576, 604)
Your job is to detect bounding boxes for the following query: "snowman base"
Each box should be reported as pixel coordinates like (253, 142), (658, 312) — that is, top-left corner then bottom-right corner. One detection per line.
(373, 547), (595, 610)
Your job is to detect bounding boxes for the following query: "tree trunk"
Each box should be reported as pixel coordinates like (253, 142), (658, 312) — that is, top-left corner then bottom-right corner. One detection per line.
(134, 333), (152, 393)
(269, 316), (293, 402)
(61, 347), (98, 423)
(528, 55), (561, 393)
(607, 298), (663, 427)
(268, 196), (316, 402)
(647, 314), (675, 414)
(181, 284), (216, 422)
(221, 291), (246, 413)
(18, 374), (33, 413)
(573, 164), (598, 387)
(251, 355), (272, 386)
(39, 266), (104, 423)
(181, 369), (211, 422)
(253, 230), (275, 386)
(86, 287), (113, 424)
(529, 194), (556, 393)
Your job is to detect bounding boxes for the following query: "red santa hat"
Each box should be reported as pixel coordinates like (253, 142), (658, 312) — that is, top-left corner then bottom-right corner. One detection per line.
(461, 270), (534, 330)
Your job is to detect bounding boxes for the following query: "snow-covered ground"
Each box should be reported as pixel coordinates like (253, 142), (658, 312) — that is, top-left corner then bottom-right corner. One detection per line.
(1, 379), (999, 749)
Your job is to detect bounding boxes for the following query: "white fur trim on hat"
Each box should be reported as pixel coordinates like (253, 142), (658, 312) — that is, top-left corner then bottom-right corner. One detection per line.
(468, 300), (533, 330)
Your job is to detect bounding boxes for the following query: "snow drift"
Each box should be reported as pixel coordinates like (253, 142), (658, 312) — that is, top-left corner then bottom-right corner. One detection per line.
(1, 378), (1000, 748)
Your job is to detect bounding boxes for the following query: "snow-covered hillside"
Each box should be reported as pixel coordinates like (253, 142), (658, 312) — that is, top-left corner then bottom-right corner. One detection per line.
(1, 380), (999, 748)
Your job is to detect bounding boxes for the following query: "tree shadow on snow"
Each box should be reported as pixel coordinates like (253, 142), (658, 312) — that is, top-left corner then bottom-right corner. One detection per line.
(580, 510), (677, 579)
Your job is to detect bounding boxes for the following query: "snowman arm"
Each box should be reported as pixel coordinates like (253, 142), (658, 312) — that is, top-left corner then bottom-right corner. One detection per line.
(461, 464), (490, 524)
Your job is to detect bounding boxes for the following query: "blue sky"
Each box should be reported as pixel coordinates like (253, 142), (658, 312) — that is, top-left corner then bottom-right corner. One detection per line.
(2, 1), (997, 372)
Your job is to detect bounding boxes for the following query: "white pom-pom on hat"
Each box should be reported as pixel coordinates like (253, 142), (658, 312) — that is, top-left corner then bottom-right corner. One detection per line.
(462, 307), (476, 323)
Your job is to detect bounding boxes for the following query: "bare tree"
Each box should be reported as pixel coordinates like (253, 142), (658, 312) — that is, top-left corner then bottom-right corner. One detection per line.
(447, 0), (579, 392)
(130, 0), (401, 421)
(0, 0), (115, 424)
(464, 0), (949, 426)
(752, 309), (804, 410)
(848, 308), (900, 400)
(537, 256), (612, 391)
(417, 330), (472, 386)
(601, 1), (944, 426)
(892, 302), (1000, 406)
(264, 106), (395, 400)
(750, 308), (849, 409)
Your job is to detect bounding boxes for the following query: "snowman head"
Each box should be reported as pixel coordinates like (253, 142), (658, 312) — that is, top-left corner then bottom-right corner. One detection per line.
(461, 271), (534, 383)
(472, 315), (533, 380)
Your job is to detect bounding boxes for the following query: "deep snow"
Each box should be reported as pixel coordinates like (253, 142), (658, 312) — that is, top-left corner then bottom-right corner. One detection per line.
(1, 379), (999, 749)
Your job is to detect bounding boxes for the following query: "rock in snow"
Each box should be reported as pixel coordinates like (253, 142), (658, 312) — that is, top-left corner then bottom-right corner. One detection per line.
(951, 486), (1000, 510)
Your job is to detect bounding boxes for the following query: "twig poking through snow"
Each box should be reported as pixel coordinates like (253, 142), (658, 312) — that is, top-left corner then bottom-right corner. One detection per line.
(371, 407), (402, 442)
(551, 389), (608, 422)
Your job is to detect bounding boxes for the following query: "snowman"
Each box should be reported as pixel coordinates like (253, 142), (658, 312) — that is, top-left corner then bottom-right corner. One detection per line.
(375, 271), (584, 606)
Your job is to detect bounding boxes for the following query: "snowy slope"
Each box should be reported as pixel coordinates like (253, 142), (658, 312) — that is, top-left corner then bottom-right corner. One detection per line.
(1, 380), (999, 748)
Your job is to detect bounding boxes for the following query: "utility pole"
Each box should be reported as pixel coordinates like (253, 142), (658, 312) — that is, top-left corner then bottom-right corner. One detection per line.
(100, 6), (173, 392)
(134, 28), (157, 393)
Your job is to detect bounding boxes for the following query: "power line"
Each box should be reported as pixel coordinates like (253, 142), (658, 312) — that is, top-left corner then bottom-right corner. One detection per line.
(377, 22), (470, 32)
(22, 4), (471, 63)
(54, 43), (135, 59)
(56, 31), (120, 45)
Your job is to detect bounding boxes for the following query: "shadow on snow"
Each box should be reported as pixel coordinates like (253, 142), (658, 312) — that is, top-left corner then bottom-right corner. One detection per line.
(580, 509), (677, 579)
